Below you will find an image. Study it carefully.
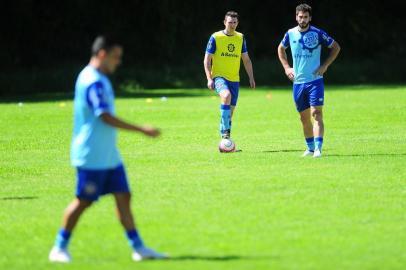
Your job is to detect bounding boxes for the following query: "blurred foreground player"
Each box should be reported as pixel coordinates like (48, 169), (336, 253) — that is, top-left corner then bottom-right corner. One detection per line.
(49, 35), (168, 262)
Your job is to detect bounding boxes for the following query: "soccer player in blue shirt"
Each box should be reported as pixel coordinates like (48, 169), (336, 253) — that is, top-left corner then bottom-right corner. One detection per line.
(49, 36), (167, 262)
(278, 4), (340, 158)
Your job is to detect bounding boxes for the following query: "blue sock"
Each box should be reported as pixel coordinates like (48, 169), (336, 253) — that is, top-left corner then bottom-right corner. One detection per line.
(54, 228), (71, 249)
(315, 137), (323, 151)
(220, 104), (231, 135)
(305, 137), (315, 151)
(126, 229), (144, 249)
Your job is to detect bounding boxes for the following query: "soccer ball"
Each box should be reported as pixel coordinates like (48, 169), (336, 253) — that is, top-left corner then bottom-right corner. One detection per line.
(218, 138), (235, 153)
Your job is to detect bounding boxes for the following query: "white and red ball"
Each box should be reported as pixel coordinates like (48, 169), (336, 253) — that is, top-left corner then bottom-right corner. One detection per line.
(218, 138), (236, 153)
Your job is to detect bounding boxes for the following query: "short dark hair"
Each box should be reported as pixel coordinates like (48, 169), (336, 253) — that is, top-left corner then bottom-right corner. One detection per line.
(296, 3), (312, 16)
(225, 11), (239, 20)
(91, 35), (121, 56)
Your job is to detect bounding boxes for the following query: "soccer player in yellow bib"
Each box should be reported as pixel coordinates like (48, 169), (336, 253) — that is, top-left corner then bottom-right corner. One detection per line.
(204, 11), (255, 142)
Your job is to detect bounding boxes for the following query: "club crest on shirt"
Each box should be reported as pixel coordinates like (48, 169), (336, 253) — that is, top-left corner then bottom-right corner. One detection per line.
(227, 44), (235, 52)
(299, 31), (319, 53)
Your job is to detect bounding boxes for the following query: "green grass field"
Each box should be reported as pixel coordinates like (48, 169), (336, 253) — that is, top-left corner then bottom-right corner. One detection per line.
(1, 85), (405, 270)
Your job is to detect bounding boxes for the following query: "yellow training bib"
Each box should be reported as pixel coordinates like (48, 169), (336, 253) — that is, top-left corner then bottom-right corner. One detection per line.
(211, 31), (244, 82)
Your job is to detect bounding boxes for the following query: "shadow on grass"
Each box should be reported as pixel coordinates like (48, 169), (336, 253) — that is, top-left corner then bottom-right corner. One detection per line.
(262, 151), (406, 157)
(169, 254), (277, 261)
(0, 196), (38, 200)
(327, 153), (406, 157)
(262, 149), (303, 153)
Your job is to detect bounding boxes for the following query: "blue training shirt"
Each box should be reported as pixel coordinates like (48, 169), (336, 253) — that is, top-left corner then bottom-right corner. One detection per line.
(71, 65), (122, 169)
(281, 25), (334, 84)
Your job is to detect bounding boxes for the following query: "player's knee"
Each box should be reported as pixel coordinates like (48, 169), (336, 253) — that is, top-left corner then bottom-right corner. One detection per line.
(123, 192), (132, 202)
(312, 109), (323, 121)
(78, 199), (93, 209)
(299, 114), (310, 124)
(115, 192), (132, 207)
(220, 90), (231, 101)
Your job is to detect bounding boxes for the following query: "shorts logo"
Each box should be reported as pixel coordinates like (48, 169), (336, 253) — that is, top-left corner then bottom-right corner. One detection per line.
(227, 44), (235, 52)
(319, 98), (323, 102)
(84, 183), (97, 195)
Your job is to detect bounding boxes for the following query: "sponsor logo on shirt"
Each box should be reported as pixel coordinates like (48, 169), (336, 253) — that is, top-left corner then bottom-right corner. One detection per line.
(294, 54), (313, 59)
(221, 52), (239, 58)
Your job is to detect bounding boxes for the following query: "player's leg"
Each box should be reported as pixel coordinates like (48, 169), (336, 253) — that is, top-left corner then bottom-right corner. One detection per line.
(49, 198), (92, 259)
(309, 79), (325, 157)
(49, 168), (102, 263)
(113, 192), (144, 249)
(114, 193), (134, 230)
(299, 108), (315, 156)
(215, 77), (232, 139)
(230, 105), (236, 136)
(219, 89), (232, 138)
(311, 106), (324, 138)
(49, 198), (93, 263)
(62, 198), (93, 231)
(219, 88), (232, 105)
(229, 81), (240, 135)
(294, 83), (314, 156)
(311, 105), (324, 157)
(108, 165), (167, 261)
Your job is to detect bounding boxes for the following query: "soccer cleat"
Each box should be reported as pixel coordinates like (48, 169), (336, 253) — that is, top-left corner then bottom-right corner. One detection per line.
(313, 149), (322, 158)
(49, 247), (71, 263)
(132, 246), (168, 261)
(221, 129), (231, 139)
(302, 149), (314, 157)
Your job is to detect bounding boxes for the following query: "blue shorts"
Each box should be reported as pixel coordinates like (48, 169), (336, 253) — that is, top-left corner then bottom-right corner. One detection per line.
(293, 79), (324, 112)
(75, 164), (130, 201)
(214, 77), (240, 106)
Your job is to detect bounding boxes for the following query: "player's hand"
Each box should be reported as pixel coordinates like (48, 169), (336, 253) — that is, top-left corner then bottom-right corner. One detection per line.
(314, 65), (328, 76)
(207, 79), (214, 90)
(141, 126), (160, 137)
(249, 78), (256, 89)
(285, 68), (295, 81)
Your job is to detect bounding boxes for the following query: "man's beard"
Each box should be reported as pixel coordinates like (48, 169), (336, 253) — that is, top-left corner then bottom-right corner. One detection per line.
(298, 22), (309, 29)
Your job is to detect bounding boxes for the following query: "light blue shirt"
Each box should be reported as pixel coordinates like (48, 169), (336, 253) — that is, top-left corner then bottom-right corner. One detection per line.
(281, 25), (334, 84)
(71, 65), (121, 169)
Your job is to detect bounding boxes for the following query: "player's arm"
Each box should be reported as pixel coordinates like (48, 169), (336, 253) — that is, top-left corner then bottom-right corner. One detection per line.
(241, 53), (256, 89)
(314, 41), (341, 76)
(100, 113), (160, 137)
(87, 82), (160, 137)
(203, 53), (214, 90)
(204, 36), (216, 90)
(277, 43), (294, 81)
